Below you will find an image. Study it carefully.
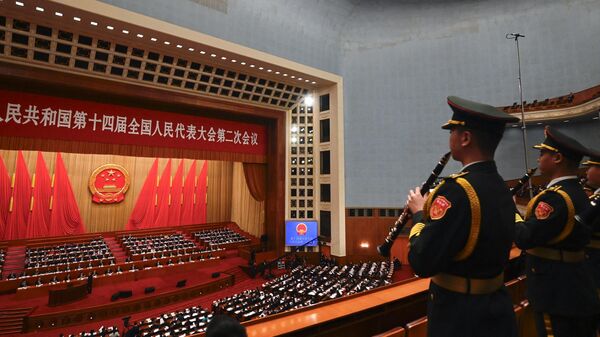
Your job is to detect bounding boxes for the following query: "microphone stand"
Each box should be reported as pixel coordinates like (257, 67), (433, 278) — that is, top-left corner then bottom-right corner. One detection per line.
(506, 33), (534, 199)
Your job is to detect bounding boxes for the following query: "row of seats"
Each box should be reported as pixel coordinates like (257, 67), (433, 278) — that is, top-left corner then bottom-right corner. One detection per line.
(193, 228), (250, 247)
(136, 306), (213, 337)
(120, 234), (196, 256)
(25, 238), (113, 269)
(59, 325), (120, 337)
(212, 261), (393, 321)
(8, 258), (116, 279)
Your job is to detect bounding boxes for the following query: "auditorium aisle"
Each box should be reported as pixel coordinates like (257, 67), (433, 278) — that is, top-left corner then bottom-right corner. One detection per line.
(2, 246), (25, 279)
(103, 237), (127, 264)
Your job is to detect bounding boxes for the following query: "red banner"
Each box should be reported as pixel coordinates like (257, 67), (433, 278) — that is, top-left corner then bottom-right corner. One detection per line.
(0, 89), (267, 155)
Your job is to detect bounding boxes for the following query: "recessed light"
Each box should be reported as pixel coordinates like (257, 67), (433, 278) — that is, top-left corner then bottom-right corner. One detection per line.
(305, 79), (310, 82)
(249, 65), (255, 68)
(231, 59), (237, 63)
(298, 77), (303, 80)
(291, 75), (296, 79)
(137, 34), (144, 38)
(188, 47), (195, 51)
(240, 62), (246, 65)
(122, 29), (129, 34)
(176, 45), (183, 48)
(35, 6), (44, 12)
(73, 16), (81, 21)
(311, 81), (316, 84)
(200, 51), (206, 54)
(150, 37), (157, 42)
(164, 41), (170, 45)
(283, 74), (288, 77)
(210, 53), (217, 57)
(15, 1), (24, 7)
(106, 25), (114, 30)
(275, 71), (280, 74)
(55, 12), (63, 17)
(90, 21), (98, 26)
(267, 69), (272, 72)
(221, 56), (227, 60)
(258, 67), (264, 70)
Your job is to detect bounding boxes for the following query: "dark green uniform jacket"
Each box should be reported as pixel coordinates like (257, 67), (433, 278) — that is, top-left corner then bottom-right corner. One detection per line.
(515, 178), (600, 316)
(409, 161), (516, 337)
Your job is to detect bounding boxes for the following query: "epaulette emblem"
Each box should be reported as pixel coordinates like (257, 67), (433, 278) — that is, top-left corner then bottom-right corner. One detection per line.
(447, 172), (468, 179)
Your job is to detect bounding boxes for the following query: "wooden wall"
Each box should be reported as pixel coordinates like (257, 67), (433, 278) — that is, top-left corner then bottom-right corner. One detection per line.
(0, 149), (263, 234)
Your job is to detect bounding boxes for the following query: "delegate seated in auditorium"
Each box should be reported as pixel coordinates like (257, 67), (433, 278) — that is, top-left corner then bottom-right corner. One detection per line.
(406, 97), (519, 337)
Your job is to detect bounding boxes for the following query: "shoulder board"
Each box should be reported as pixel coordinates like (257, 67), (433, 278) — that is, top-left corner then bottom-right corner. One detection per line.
(547, 185), (562, 192)
(446, 172), (468, 180)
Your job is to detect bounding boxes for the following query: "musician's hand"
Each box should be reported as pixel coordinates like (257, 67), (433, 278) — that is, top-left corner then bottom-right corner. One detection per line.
(407, 187), (428, 214)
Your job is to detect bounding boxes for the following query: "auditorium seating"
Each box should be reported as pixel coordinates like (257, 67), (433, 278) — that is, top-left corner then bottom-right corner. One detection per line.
(212, 261), (393, 321)
(120, 233), (197, 258)
(134, 306), (213, 337)
(25, 238), (113, 270)
(60, 325), (120, 337)
(193, 227), (251, 248)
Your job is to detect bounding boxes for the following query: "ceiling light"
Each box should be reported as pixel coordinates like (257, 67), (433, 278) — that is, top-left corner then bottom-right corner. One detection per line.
(151, 37), (157, 42)
(188, 47), (194, 51)
(249, 64), (255, 68)
(15, 1), (24, 7)
(291, 125), (298, 132)
(283, 74), (288, 77)
(221, 56), (227, 60)
(305, 79), (310, 82)
(176, 45), (183, 48)
(360, 242), (370, 248)
(106, 25), (114, 30)
(164, 41), (170, 45)
(298, 77), (303, 80)
(240, 62), (246, 65)
(210, 53), (216, 57)
(54, 12), (63, 17)
(290, 75), (295, 79)
(122, 29), (129, 34)
(304, 95), (314, 107)
(563, 120), (570, 123)
(291, 136), (298, 144)
(90, 21), (98, 26)
(275, 71), (280, 75)
(137, 34), (144, 38)
(73, 16), (81, 22)
(231, 59), (237, 63)
(267, 69), (272, 72)
(258, 67), (264, 70)
(311, 81), (316, 84)
(35, 6), (44, 12)
(200, 51), (206, 54)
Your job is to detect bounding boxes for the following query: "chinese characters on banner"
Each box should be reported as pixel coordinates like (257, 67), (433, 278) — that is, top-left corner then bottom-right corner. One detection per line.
(0, 89), (267, 155)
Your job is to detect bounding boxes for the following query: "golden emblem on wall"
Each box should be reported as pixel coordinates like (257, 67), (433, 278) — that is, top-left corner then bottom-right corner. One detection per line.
(89, 164), (130, 204)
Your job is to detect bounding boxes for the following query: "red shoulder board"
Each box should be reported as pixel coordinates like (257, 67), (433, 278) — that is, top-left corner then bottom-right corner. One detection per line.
(534, 201), (554, 220)
(430, 196), (452, 220)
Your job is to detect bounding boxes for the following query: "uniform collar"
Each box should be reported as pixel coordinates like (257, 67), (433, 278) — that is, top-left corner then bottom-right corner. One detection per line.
(547, 175), (578, 188)
(460, 160), (496, 173)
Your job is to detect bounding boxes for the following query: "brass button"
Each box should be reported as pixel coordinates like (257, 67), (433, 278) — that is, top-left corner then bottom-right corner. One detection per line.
(430, 293), (434, 300)
(531, 268), (536, 273)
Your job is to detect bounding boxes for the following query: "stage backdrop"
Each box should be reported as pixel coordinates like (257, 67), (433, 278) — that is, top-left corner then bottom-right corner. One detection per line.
(0, 150), (264, 235)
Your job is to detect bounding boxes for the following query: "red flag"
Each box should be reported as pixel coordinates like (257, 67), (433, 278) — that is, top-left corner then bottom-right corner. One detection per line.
(154, 159), (171, 227)
(193, 161), (208, 224)
(168, 160), (184, 226)
(49, 153), (85, 237)
(5, 151), (31, 240)
(180, 160), (197, 225)
(127, 159), (158, 230)
(26, 152), (52, 238)
(0, 156), (10, 239)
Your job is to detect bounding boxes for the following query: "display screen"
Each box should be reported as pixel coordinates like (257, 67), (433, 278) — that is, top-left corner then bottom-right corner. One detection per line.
(285, 220), (318, 246)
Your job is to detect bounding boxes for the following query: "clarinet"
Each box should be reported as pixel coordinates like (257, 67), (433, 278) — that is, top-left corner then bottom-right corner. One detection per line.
(377, 152), (451, 257)
(509, 167), (537, 195)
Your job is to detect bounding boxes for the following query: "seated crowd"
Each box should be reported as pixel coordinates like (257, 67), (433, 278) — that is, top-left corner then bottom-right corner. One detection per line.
(58, 260), (393, 336)
(0, 249), (4, 276)
(212, 261), (393, 321)
(193, 228), (250, 247)
(59, 325), (120, 337)
(120, 234), (196, 258)
(25, 238), (112, 269)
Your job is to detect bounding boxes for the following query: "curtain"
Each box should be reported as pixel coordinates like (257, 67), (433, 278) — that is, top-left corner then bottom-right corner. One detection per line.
(0, 156), (10, 239)
(231, 162), (265, 237)
(127, 158), (158, 230)
(243, 163), (267, 202)
(5, 151), (31, 240)
(168, 160), (184, 226)
(180, 160), (197, 225)
(26, 152), (51, 238)
(193, 161), (208, 224)
(154, 159), (171, 227)
(49, 153), (85, 237)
